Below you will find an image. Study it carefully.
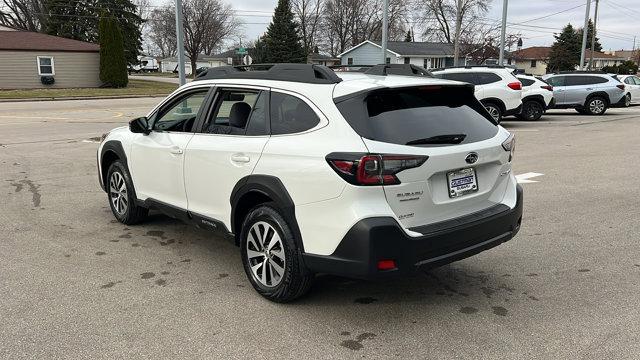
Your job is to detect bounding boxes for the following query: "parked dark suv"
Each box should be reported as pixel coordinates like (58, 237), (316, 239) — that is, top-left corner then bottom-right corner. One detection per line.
(543, 72), (626, 115)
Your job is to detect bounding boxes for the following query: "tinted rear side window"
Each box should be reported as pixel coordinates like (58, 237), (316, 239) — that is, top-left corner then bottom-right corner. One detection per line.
(270, 92), (320, 135)
(566, 76), (608, 86)
(518, 77), (535, 87)
(437, 72), (476, 84)
(476, 72), (502, 85)
(336, 86), (498, 147)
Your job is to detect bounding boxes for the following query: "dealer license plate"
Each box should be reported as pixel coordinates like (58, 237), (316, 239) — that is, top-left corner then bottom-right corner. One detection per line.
(447, 168), (478, 198)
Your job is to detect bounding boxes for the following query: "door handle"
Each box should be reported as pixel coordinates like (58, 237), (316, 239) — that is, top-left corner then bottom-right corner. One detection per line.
(586, 88), (594, 91)
(169, 146), (183, 155)
(231, 154), (250, 163)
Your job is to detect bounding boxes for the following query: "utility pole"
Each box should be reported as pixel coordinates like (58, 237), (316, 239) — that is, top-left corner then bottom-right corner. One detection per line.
(498, 0), (508, 65)
(381, 0), (389, 64)
(175, 0), (186, 85)
(453, 0), (463, 66)
(588, 0), (599, 70)
(579, 0), (591, 70)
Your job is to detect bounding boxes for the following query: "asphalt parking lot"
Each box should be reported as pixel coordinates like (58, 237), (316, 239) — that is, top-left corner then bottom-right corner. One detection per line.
(1, 98), (639, 359)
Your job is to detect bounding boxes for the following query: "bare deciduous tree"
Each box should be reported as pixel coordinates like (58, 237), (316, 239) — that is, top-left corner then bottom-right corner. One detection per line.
(418, 0), (489, 44)
(148, 5), (177, 59)
(182, 0), (238, 76)
(0, 0), (46, 31)
(291, 0), (324, 56)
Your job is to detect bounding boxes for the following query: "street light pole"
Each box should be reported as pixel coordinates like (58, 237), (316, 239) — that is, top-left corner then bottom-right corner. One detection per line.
(175, 0), (186, 86)
(381, 0), (389, 65)
(588, 0), (599, 70)
(499, 0), (508, 66)
(579, 0), (592, 70)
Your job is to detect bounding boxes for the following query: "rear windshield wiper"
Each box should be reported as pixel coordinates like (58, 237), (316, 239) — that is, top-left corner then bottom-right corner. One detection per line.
(405, 134), (467, 145)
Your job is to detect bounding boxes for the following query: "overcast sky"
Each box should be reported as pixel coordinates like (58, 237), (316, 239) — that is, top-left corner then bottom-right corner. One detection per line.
(225, 0), (639, 52)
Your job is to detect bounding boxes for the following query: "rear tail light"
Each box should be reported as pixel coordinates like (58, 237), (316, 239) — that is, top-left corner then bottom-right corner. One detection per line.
(541, 85), (553, 91)
(377, 259), (397, 271)
(617, 84), (625, 90)
(502, 133), (516, 162)
(507, 82), (522, 90)
(326, 153), (428, 186)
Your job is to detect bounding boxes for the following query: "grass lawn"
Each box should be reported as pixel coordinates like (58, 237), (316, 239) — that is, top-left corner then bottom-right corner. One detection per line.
(0, 80), (177, 99)
(131, 72), (178, 77)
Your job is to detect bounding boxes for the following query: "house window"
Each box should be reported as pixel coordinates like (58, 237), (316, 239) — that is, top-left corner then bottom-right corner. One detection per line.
(385, 57), (391, 64)
(425, 57), (443, 69)
(530, 60), (537, 68)
(347, 57), (353, 65)
(404, 57), (410, 64)
(37, 56), (55, 75)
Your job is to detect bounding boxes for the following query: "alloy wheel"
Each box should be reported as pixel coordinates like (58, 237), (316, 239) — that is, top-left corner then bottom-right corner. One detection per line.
(486, 105), (500, 122)
(625, 94), (631, 107)
(109, 171), (128, 215)
(524, 102), (543, 120)
(589, 99), (605, 114)
(246, 221), (286, 287)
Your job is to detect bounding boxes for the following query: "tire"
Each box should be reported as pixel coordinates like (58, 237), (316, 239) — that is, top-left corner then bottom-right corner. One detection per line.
(624, 93), (631, 107)
(483, 102), (502, 123)
(106, 160), (148, 225)
(240, 204), (313, 302)
(518, 100), (544, 121)
(585, 96), (607, 115)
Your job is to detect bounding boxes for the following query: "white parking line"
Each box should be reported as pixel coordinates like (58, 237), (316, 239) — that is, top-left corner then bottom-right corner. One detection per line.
(515, 172), (544, 184)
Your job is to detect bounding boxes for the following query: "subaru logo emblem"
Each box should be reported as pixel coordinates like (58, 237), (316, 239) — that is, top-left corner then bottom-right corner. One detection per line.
(465, 152), (478, 164)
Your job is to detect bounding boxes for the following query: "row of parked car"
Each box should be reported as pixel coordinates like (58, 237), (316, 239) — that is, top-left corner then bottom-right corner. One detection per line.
(430, 66), (638, 122)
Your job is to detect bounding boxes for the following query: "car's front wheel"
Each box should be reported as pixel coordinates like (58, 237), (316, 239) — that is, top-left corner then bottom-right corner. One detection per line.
(107, 161), (148, 225)
(240, 204), (313, 302)
(518, 100), (544, 121)
(483, 103), (502, 123)
(585, 96), (608, 115)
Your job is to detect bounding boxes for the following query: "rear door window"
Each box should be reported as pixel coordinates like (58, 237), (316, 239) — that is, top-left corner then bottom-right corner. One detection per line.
(335, 86), (498, 147)
(437, 72), (477, 84)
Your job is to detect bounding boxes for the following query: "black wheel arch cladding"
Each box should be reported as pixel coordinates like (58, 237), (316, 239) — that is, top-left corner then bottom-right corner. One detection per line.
(100, 140), (128, 192)
(230, 175), (304, 251)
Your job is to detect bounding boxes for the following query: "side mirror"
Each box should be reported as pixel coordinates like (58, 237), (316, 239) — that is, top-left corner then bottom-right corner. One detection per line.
(129, 117), (150, 135)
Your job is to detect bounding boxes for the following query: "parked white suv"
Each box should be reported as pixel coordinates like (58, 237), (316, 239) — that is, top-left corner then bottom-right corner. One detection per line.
(97, 64), (523, 302)
(617, 74), (640, 106)
(432, 66), (523, 123)
(515, 74), (554, 121)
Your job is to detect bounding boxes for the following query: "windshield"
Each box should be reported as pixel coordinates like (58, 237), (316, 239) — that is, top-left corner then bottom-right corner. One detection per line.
(335, 86), (498, 147)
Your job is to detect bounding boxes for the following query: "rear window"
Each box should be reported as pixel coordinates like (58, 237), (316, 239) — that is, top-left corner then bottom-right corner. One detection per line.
(335, 86), (498, 147)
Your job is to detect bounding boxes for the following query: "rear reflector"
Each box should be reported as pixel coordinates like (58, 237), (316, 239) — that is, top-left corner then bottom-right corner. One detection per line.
(541, 85), (553, 91)
(377, 260), (397, 271)
(617, 84), (625, 90)
(326, 153), (428, 186)
(507, 82), (522, 90)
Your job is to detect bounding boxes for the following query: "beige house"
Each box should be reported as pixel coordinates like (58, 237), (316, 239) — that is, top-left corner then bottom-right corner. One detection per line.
(0, 31), (100, 89)
(508, 46), (626, 75)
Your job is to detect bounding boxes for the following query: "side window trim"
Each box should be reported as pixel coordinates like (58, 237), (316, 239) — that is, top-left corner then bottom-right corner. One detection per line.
(268, 88), (328, 136)
(148, 85), (215, 133)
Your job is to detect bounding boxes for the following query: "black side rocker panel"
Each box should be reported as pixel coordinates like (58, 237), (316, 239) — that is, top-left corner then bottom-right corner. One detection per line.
(98, 140), (128, 192)
(304, 185), (524, 280)
(230, 175), (304, 251)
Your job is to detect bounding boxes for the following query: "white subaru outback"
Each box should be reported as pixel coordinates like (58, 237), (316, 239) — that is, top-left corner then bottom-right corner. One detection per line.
(97, 64), (523, 302)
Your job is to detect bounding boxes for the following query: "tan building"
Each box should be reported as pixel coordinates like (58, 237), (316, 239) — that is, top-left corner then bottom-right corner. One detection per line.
(0, 31), (100, 89)
(508, 46), (626, 75)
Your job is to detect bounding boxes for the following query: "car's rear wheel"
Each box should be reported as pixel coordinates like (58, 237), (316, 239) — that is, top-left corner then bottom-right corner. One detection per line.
(107, 161), (148, 225)
(483, 103), (502, 123)
(240, 204), (313, 302)
(585, 96), (607, 115)
(518, 100), (544, 121)
(624, 93), (631, 107)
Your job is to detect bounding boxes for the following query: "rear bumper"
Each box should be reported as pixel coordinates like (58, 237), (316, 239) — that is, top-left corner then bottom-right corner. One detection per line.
(303, 185), (523, 280)
(503, 104), (522, 117)
(546, 97), (555, 109)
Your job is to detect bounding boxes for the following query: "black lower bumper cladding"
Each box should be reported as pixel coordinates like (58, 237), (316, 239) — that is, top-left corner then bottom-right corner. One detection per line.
(304, 185), (524, 279)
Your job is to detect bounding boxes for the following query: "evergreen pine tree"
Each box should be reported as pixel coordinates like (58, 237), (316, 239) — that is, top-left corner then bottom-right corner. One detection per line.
(576, 19), (602, 53)
(263, 0), (306, 63)
(547, 24), (581, 72)
(99, 15), (128, 87)
(405, 30), (412, 42)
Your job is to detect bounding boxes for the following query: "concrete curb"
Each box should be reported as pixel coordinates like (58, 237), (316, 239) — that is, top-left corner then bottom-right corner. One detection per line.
(0, 94), (169, 103)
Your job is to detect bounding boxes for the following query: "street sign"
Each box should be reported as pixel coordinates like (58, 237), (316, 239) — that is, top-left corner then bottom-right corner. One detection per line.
(236, 47), (248, 55)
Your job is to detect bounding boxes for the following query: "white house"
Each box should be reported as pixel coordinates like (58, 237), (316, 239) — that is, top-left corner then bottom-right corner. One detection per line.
(338, 40), (457, 69)
(160, 54), (230, 74)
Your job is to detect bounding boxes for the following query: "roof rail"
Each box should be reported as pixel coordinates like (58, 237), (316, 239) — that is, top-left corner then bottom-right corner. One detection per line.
(557, 70), (606, 74)
(194, 63), (342, 84)
(431, 65), (516, 71)
(363, 64), (433, 77)
(329, 64), (374, 72)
